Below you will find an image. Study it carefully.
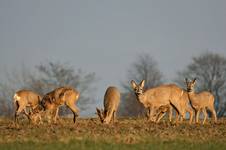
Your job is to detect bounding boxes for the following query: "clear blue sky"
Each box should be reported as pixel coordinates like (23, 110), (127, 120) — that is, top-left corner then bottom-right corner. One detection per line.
(1, 0), (226, 115)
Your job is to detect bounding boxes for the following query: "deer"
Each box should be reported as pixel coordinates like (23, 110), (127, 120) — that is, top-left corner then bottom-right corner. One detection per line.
(96, 86), (120, 124)
(146, 104), (172, 122)
(28, 105), (44, 125)
(130, 80), (187, 122)
(152, 90), (194, 124)
(13, 90), (42, 124)
(185, 78), (217, 124)
(41, 87), (80, 123)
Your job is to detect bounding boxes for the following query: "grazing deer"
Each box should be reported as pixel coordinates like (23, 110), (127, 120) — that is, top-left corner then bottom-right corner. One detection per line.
(41, 87), (80, 123)
(131, 80), (186, 122)
(151, 104), (173, 123)
(96, 86), (120, 124)
(153, 90), (194, 124)
(13, 90), (42, 123)
(185, 78), (217, 124)
(28, 105), (44, 125)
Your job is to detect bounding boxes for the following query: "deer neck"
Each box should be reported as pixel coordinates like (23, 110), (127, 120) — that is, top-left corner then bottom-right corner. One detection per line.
(187, 90), (197, 103)
(136, 93), (148, 107)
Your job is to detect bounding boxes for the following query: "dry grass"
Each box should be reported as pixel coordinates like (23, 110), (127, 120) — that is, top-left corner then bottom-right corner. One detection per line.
(0, 117), (226, 149)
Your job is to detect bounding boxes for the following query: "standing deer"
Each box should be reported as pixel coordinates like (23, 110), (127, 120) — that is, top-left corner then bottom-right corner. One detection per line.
(96, 86), (120, 124)
(153, 90), (194, 124)
(13, 90), (42, 123)
(130, 80), (186, 122)
(185, 78), (217, 124)
(41, 87), (80, 123)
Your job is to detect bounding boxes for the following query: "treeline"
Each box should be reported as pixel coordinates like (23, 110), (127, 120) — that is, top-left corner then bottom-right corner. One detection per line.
(0, 51), (226, 117)
(0, 62), (97, 116)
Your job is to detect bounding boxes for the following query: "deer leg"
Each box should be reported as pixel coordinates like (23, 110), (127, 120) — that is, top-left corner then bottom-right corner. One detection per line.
(15, 106), (25, 124)
(14, 101), (19, 124)
(112, 111), (116, 123)
(170, 102), (185, 119)
(147, 107), (151, 121)
(168, 105), (173, 122)
(148, 106), (155, 122)
(39, 114), (43, 124)
(208, 106), (217, 123)
(186, 107), (194, 124)
(54, 108), (59, 123)
(202, 108), (207, 125)
(175, 110), (179, 124)
(195, 109), (200, 124)
(179, 109), (184, 122)
(146, 108), (150, 119)
(23, 108), (32, 123)
(170, 102), (183, 123)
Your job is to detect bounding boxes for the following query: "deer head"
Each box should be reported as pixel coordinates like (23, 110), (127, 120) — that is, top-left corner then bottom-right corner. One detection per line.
(185, 78), (196, 92)
(96, 108), (105, 123)
(130, 80), (145, 96)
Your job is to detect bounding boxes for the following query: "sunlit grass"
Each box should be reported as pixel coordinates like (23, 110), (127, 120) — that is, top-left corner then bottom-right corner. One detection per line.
(0, 117), (226, 149)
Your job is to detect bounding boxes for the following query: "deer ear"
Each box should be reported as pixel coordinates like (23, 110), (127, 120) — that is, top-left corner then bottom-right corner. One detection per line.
(193, 78), (197, 84)
(96, 107), (104, 122)
(140, 80), (145, 88)
(185, 78), (189, 84)
(101, 109), (106, 116)
(96, 108), (101, 114)
(96, 108), (103, 117)
(130, 80), (137, 89)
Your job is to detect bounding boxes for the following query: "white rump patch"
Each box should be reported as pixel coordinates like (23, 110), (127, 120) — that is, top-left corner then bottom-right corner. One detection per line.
(14, 94), (21, 100)
(76, 94), (79, 100)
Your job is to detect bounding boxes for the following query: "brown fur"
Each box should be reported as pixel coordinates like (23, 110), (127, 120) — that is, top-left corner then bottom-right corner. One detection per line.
(96, 86), (120, 124)
(41, 87), (80, 123)
(28, 105), (45, 125)
(131, 80), (186, 122)
(13, 90), (42, 123)
(185, 78), (217, 124)
(153, 90), (194, 124)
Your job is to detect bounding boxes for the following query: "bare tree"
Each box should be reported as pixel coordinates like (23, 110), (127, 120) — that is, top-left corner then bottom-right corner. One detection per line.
(175, 52), (226, 117)
(0, 65), (33, 117)
(119, 53), (163, 116)
(0, 62), (97, 116)
(0, 83), (14, 116)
